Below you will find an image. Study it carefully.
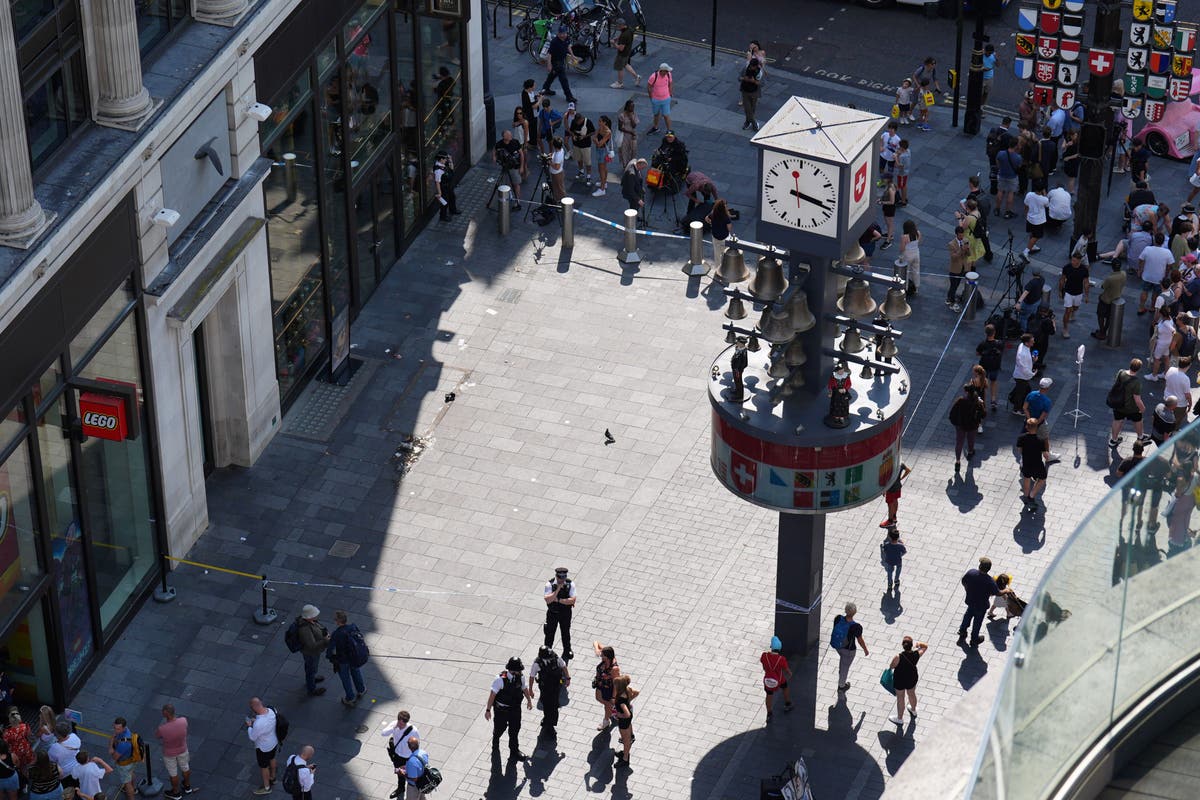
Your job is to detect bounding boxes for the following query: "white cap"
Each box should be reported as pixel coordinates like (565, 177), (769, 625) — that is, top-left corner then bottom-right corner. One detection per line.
(1039, 377), (1053, 389)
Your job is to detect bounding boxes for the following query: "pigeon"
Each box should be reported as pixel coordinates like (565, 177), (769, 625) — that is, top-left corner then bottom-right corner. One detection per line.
(444, 392), (456, 403)
(604, 429), (616, 445)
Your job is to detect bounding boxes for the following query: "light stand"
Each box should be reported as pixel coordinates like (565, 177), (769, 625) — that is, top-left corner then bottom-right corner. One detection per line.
(1065, 344), (1091, 429)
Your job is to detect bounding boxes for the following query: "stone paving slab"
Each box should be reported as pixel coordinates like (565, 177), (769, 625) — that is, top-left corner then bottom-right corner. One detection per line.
(61, 25), (1191, 800)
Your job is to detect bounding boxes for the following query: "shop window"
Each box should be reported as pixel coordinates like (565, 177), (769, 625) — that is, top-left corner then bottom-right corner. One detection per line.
(342, 0), (386, 43)
(25, 51), (87, 171)
(10, 0), (55, 40)
(0, 598), (53, 704)
(75, 313), (157, 633)
(37, 398), (93, 684)
(262, 96), (327, 403)
(394, 9), (418, 232)
(136, 0), (189, 55)
(0, 440), (47, 626)
(32, 358), (62, 417)
(0, 408), (24, 454)
(321, 68), (350, 313)
(67, 280), (136, 372)
(345, 9), (393, 178)
(259, 71), (312, 145)
(417, 15), (463, 199)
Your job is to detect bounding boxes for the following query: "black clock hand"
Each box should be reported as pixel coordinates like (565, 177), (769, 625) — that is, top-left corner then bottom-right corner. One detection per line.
(789, 189), (832, 211)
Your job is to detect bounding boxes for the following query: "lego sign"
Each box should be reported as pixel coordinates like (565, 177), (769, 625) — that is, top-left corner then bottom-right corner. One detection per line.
(78, 393), (128, 441)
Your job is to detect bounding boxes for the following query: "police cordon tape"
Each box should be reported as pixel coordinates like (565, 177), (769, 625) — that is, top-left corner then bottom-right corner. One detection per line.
(571, 208), (692, 241)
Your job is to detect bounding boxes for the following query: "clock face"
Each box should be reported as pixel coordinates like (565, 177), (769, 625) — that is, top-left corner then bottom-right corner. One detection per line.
(761, 155), (840, 237)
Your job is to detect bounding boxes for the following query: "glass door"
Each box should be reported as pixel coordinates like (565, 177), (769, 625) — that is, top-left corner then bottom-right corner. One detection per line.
(352, 161), (398, 310)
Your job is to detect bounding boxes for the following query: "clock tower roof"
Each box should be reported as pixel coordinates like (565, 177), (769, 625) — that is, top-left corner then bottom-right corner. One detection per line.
(751, 96), (886, 165)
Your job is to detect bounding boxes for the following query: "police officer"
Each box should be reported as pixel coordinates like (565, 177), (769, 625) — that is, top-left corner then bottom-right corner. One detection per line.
(433, 151), (459, 222)
(484, 657), (532, 760)
(543, 567), (576, 660)
(528, 646), (570, 734)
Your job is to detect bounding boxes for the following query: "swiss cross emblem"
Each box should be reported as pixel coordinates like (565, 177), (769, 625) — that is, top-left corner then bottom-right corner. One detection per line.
(1088, 48), (1115, 77)
(730, 451), (757, 495)
(853, 162), (867, 203)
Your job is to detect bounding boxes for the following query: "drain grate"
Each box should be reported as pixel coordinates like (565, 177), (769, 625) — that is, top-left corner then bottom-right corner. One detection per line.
(497, 288), (523, 304)
(281, 360), (377, 442)
(328, 540), (360, 558)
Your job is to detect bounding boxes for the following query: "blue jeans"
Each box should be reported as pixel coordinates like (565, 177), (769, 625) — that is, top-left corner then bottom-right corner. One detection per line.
(303, 651), (320, 693)
(886, 562), (902, 586)
(337, 662), (365, 701)
(1018, 301), (1040, 333)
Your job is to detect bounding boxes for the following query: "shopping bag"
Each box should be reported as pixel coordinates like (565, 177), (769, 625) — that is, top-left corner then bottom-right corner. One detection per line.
(923, 91), (936, 107)
(880, 667), (895, 695)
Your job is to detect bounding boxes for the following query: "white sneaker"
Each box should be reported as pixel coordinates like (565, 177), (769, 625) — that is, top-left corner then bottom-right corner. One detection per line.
(888, 715), (904, 725)
(591, 188), (606, 197)
(1047, 451), (1062, 463)
(609, 82), (624, 89)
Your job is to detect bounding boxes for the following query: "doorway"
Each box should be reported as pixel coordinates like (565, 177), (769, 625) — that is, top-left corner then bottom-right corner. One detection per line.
(352, 161), (398, 311)
(192, 327), (214, 477)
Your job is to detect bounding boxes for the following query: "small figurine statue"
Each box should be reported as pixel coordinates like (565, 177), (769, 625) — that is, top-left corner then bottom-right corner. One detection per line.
(826, 362), (852, 428)
(730, 336), (749, 402)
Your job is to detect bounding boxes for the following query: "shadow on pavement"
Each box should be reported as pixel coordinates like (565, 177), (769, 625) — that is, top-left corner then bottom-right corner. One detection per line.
(877, 719), (918, 776)
(956, 645), (988, 691)
(945, 467), (983, 513)
(1012, 510), (1047, 553)
(880, 588), (904, 623)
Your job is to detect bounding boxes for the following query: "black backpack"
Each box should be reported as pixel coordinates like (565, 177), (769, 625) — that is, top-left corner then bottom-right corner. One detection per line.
(284, 618), (302, 653)
(281, 757), (301, 794)
(978, 339), (1002, 372)
(1106, 373), (1130, 410)
(272, 707), (289, 744)
(986, 126), (1009, 159)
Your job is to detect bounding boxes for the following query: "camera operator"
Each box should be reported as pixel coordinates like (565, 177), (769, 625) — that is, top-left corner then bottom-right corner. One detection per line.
(543, 567), (576, 661)
(493, 130), (525, 211)
(651, 131), (689, 189)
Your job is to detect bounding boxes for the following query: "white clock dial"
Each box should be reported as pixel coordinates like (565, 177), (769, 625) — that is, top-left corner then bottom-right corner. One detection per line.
(761, 156), (840, 236)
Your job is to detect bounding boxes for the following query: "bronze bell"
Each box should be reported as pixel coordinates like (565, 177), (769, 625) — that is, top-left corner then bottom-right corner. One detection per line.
(786, 290), (816, 333)
(758, 308), (795, 344)
(715, 248), (750, 284)
(880, 286), (912, 320)
(788, 370), (805, 388)
(747, 335), (761, 353)
(878, 335), (899, 360)
(767, 351), (791, 378)
(784, 337), (807, 367)
(748, 256), (787, 302)
(725, 328), (737, 344)
(841, 243), (867, 266)
(837, 277), (877, 318)
(840, 327), (865, 354)
(725, 295), (747, 320)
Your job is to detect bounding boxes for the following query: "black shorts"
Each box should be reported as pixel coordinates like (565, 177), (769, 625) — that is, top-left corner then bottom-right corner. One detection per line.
(599, 685), (614, 701)
(256, 747), (277, 768)
(617, 716), (632, 730)
(1113, 409), (1143, 422)
(1026, 221), (1045, 238)
(764, 679), (789, 695)
(882, 204), (896, 218)
(1021, 462), (1047, 480)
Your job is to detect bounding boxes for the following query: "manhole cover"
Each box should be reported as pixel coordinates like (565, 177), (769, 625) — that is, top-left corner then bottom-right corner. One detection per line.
(328, 540), (360, 558)
(497, 288), (522, 304)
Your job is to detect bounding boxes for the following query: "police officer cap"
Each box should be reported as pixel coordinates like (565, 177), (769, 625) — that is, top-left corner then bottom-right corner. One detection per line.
(506, 656), (525, 673)
(555, 566), (569, 577)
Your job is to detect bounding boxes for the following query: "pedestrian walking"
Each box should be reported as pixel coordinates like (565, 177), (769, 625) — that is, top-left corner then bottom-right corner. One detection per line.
(540, 26), (577, 103)
(880, 528), (906, 591)
(705, 198), (732, 267)
(592, 642), (621, 730)
(543, 567), (576, 660)
(1019, 184), (1049, 264)
(759, 636), (793, 721)
(593, 116), (613, 197)
(947, 226), (970, 310)
(383, 711), (418, 800)
(1149, 305), (1177, 380)
(1009, 333), (1036, 414)
(831, 602), (868, 691)
(739, 59), (763, 131)
(281, 746), (315, 800)
(293, 605), (329, 697)
(645, 63), (674, 134)
(1152, 396), (1180, 445)
(899, 219), (921, 296)
(1165, 364), (1192, 429)
(156, 705), (194, 800)
(981, 43), (997, 104)
(432, 151), (459, 221)
(107, 719), (139, 800)
(1092, 259), (1127, 340)
(958, 557), (999, 647)
(616, 99), (638, 166)
(71, 752), (111, 800)
(887, 637), (927, 726)
(976, 323), (1003, 411)
(949, 384), (984, 471)
(1017, 416), (1050, 512)
(529, 646), (569, 734)
(1023, 377), (1061, 464)
(1137, 232), (1174, 316)
(568, 106), (596, 186)
(0, 742), (18, 800)
(879, 462), (911, 529)
(484, 657), (532, 761)
(246, 698), (279, 795)
(326, 610), (369, 707)
(3, 707), (33, 781)
(1109, 358), (1150, 449)
(397, 736), (429, 800)
(610, 675), (638, 768)
(1058, 253), (1090, 339)
(609, 18), (639, 88)
(27, 752), (61, 800)
(1166, 474), (1196, 556)
(996, 140), (1022, 218)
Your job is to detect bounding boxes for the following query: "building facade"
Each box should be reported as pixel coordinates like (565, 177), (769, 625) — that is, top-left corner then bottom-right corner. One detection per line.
(0, 0), (485, 706)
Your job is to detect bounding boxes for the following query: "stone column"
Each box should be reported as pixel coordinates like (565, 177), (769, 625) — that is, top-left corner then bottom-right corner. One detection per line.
(193, 0), (250, 27)
(0, 1), (52, 248)
(91, 0), (160, 131)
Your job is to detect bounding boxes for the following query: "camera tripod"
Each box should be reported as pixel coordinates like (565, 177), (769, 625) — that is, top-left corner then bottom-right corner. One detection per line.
(486, 160), (524, 211)
(645, 170), (682, 228)
(983, 229), (1028, 340)
(523, 157), (558, 224)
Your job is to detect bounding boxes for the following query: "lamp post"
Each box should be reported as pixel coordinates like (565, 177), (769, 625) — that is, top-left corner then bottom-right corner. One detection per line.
(1072, 0), (1123, 246)
(963, 5), (987, 136)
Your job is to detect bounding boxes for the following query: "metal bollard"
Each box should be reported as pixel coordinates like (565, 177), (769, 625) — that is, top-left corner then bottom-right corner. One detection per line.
(683, 220), (708, 276)
(283, 153), (297, 202)
(1106, 297), (1126, 348)
(561, 196), (575, 247)
(498, 185), (511, 236)
(963, 271), (980, 321)
(619, 208), (641, 264)
(1042, 285), (1052, 308)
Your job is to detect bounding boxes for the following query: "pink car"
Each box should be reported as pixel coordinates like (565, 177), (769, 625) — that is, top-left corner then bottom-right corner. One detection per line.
(1134, 72), (1200, 160)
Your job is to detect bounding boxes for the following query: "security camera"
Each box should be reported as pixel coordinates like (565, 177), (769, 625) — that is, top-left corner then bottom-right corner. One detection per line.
(246, 102), (272, 122)
(153, 208), (181, 227)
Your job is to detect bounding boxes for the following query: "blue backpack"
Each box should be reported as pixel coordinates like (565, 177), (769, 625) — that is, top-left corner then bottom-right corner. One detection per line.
(829, 616), (851, 649)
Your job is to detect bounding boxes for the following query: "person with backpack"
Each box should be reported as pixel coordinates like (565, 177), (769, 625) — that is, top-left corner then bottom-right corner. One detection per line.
(325, 611), (369, 707)
(383, 711), (418, 800)
(976, 323), (1004, 412)
(288, 605), (330, 697)
(397, 735), (433, 799)
(528, 646), (569, 734)
(985, 116), (1013, 196)
(759, 636), (793, 722)
(485, 657), (532, 761)
(831, 602), (868, 692)
(108, 718), (141, 800)
(246, 698), (280, 795)
(1108, 358), (1150, 450)
(1092, 260), (1128, 341)
(281, 745), (314, 800)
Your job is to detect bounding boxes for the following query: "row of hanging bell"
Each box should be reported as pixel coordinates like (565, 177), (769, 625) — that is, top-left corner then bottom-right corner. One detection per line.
(838, 276), (912, 322)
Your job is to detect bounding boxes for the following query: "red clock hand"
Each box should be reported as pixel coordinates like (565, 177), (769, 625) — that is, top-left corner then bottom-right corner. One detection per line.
(792, 170), (801, 208)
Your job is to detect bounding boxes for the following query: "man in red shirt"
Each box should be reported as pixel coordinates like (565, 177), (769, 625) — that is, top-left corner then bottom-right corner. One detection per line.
(760, 637), (793, 721)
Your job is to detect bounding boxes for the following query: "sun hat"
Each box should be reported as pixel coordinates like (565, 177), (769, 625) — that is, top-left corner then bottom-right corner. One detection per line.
(658, 62), (673, 71)
(301, 604), (320, 619)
